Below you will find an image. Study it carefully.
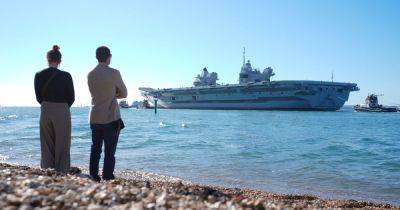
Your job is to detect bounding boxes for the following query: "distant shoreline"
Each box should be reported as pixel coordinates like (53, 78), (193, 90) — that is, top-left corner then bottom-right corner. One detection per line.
(0, 163), (397, 209)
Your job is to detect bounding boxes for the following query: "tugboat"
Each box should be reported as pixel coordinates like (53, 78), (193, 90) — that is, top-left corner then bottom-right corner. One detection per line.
(354, 94), (398, 112)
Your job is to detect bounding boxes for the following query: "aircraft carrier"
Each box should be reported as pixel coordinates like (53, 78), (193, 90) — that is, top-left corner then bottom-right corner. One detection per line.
(139, 50), (359, 111)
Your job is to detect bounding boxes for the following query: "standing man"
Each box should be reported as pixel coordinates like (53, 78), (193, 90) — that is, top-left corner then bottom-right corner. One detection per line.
(87, 46), (127, 181)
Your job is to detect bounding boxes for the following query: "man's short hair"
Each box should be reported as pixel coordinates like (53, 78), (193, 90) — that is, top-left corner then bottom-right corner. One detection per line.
(96, 46), (111, 62)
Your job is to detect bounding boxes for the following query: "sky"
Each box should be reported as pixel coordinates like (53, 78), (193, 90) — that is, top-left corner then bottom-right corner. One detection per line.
(0, 0), (399, 106)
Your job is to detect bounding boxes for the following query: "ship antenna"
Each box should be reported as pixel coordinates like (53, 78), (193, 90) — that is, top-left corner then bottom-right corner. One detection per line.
(243, 47), (246, 66)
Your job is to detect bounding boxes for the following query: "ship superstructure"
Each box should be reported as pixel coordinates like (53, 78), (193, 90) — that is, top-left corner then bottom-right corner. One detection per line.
(139, 50), (359, 111)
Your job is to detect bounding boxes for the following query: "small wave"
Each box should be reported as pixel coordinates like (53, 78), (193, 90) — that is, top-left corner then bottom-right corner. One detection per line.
(18, 136), (39, 142)
(0, 154), (9, 161)
(324, 144), (352, 153)
(324, 144), (379, 159)
(378, 161), (400, 171)
(71, 132), (92, 141)
(159, 122), (169, 127)
(7, 114), (18, 119)
(0, 114), (18, 121)
(235, 150), (265, 158)
(299, 152), (321, 159)
(158, 122), (189, 129)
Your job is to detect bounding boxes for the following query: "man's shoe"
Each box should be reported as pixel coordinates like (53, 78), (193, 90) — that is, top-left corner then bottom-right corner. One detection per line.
(103, 174), (115, 181)
(68, 166), (82, 175)
(91, 175), (101, 182)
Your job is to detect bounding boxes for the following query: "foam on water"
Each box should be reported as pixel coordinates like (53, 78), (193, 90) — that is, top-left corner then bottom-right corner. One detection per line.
(0, 114), (18, 121)
(0, 106), (399, 205)
(0, 154), (9, 161)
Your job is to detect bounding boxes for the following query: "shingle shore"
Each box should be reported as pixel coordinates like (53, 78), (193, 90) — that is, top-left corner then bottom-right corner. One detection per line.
(0, 163), (397, 210)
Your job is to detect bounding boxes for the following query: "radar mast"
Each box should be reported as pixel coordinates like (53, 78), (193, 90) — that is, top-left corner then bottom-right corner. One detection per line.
(242, 47), (246, 66)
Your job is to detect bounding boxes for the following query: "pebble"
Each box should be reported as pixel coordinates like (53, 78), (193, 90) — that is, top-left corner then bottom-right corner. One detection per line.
(0, 163), (396, 210)
(94, 191), (107, 200)
(87, 203), (103, 210)
(54, 195), (64, 202)
(0, 182), (11, 193)
(156, 191), (167, 206)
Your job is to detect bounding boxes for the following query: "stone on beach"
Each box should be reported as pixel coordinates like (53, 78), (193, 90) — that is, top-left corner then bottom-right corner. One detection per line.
(0, 163), (397, 210)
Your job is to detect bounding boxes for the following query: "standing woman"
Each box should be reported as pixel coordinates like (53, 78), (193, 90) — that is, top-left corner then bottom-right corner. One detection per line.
(34, 45), (75, 173)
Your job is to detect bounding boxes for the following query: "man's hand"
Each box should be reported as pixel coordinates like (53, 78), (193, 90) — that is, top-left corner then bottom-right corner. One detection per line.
(114, 70), (127, 99)
(116, 88), (125, 99)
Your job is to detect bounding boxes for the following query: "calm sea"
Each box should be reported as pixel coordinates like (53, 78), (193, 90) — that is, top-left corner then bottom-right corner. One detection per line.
(0, 106), (399, 204)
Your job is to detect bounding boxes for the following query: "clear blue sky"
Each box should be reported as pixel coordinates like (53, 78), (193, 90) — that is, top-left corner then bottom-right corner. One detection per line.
(0, 0), (399, 106)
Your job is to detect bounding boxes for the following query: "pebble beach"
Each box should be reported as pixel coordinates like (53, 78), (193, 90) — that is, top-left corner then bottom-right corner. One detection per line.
(0, 163), (398, 210)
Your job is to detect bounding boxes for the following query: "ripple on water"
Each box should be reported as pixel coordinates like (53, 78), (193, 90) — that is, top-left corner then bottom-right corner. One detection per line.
(235, 149), (265, 158)
(299, 152), (321, 159)
(323, 143), (378, 158)
(71, 132), (91, 141)
(324, 144), (353, 153)
(378, 161), (400, 172)
(118, 137), (166, 150)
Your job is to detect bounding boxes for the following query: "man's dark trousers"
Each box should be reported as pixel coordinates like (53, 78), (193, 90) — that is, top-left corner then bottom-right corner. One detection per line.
(89, 120), (120, 180)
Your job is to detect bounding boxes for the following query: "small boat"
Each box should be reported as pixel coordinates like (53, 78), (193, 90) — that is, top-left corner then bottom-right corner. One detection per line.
(119, 100), (150, 109)
(354, 94), (398, 112)
(119, 100), (134, 109)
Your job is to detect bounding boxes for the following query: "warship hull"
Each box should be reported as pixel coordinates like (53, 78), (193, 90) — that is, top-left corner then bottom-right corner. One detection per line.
(140, 81), (358, 111)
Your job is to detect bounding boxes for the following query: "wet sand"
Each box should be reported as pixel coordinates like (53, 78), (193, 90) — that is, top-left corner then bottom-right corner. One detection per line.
(0, 163), (398, 209)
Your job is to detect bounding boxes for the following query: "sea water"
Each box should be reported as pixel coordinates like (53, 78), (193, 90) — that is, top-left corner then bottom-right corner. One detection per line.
(0, 106), (399, 204)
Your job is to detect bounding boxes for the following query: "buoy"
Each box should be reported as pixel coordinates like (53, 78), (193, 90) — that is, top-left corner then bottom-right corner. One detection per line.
(154, 98), (158, 114)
